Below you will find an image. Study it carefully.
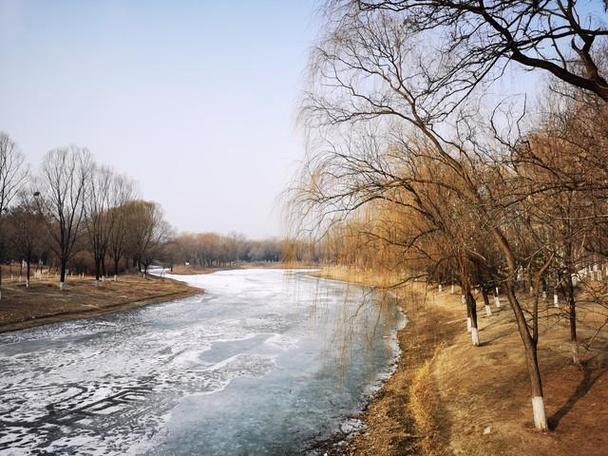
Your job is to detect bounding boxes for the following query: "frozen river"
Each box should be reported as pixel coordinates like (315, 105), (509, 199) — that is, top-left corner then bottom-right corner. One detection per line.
(0, 269), (404, 455)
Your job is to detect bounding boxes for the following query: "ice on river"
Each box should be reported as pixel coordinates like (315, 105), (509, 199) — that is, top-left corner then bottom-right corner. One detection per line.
(0, 269), (404, 455)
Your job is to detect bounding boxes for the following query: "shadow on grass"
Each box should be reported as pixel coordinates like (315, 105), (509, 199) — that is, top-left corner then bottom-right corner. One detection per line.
(548, 360), (608, 431)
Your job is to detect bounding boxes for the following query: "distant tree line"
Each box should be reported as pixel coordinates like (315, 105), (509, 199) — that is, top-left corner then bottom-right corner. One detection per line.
(0, 138), (173, 289)
(165, 233), (283, 268)
(0, 138), (290, 294)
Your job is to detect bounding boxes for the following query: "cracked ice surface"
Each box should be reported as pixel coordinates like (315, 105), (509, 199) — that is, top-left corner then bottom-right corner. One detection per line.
(0, 269), (403, 455)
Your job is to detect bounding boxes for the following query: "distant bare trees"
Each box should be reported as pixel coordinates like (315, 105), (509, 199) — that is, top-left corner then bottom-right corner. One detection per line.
(170, 232), (283, 267)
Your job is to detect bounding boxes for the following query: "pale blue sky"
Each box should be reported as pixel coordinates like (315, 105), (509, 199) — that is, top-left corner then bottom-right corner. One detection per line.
(0, 0), (319, 237)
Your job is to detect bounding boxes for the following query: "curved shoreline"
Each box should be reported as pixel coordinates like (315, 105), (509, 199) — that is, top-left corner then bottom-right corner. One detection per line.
(0, 275), (201, 334)
(0, 288), (201, 334)
(309, 269), (461, 455)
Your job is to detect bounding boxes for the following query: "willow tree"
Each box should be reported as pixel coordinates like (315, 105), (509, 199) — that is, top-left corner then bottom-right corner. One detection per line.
(124, 200), (171, 275)
(343, 0), (608, 101)
(107, 174), (137, 279)
(297, 4), (571, 429)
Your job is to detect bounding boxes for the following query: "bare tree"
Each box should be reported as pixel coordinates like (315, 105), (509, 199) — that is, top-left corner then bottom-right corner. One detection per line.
(9, 189), (45, 287)
(295, 5), (575, 429)
(40, 146), (92, 290)
(332, 0), (608, 101)
(84, 165), (114, 284)
(107, 174), (136, 280)
(0, 133), (28, 299)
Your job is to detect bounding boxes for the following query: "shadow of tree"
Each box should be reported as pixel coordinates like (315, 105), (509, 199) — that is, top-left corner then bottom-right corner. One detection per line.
(548, 360), (608, 431)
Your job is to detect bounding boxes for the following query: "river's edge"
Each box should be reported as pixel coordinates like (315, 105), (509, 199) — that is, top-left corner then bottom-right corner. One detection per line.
(0, 275), (201, 334)
(309, 267), (608, 456)
(309, 268), (461, 456)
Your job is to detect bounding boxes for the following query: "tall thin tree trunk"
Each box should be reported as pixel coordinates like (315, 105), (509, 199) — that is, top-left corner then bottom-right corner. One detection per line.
(505, 285), (548, 430)
(565, 273), (578, 364)
(59, 259), (67, 290)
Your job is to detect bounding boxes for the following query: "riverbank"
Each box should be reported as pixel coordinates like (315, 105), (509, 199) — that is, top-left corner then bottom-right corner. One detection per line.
(169, 262), (317, 276)
(0, 274), (200, 333)
(315, 267), (608, 456)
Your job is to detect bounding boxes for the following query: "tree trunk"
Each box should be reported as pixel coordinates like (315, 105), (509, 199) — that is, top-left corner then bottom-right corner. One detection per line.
(505, 285), (548, 430)
(466, 291), (480, 346)
(565, 273), (579, 364)
(95, 257), (101, 282)
(59, 259), (67, 290)
(482, 287), (492, 316)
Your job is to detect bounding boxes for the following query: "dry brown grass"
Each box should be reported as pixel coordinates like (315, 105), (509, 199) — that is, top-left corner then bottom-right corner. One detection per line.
(410, 345), (448, 456)
(316, 266), (608, 456)
(0, 273), (199, 333)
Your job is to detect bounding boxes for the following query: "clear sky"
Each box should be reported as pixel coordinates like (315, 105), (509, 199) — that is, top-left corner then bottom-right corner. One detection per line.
(0, 0), (319, 238)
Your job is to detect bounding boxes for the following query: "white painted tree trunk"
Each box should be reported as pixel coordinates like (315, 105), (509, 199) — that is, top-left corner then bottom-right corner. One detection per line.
(59, 281), (65, 291)
(542, 291), (547, 300)
(438, 284), (442, 292)
(467, 317), (472, 332)
(485, 305), (492, 317)
(25, 280), (29, 288)
(471, 327), (480, 346)
(532, 396), (548, 430)
(571, 342), (579, 365)
(114, 274), (117, 282)
(461, 294), (466, 305)
(494, 296), (501, 309)
(451, 284), (455, 294)
(553, 293), (559, 307)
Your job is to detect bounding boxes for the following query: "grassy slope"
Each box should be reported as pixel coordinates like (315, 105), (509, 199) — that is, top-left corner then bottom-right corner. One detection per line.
(316, 266), (608, 456)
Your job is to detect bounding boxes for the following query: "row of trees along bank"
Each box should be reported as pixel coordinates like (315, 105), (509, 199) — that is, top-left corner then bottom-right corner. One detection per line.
(0, 139), (287, 294)
(289, 0), (608, 431)
(0, 141), (171, 290)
